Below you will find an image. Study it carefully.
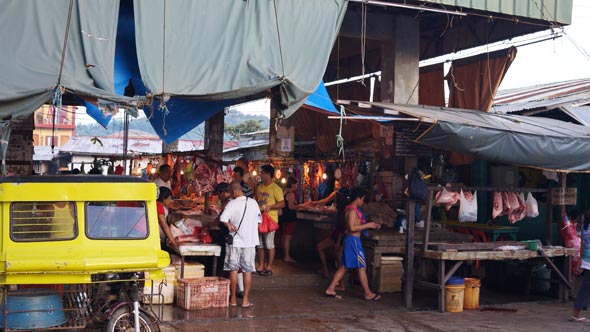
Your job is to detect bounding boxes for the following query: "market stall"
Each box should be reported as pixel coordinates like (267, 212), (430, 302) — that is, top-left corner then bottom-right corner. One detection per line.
(407, 186), (575, 312)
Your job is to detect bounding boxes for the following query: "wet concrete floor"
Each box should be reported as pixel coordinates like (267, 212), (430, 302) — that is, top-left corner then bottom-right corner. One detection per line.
(155, 287), (584, 332)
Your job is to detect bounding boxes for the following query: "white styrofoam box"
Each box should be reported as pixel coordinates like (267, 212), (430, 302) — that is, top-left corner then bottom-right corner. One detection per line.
(145, 265), (176, 304)
(173, 261), (205, 279)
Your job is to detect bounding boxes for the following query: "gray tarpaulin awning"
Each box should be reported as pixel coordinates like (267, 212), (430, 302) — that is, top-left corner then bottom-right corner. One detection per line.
(370, 102), (590, 173)
(0, 0), (346, 121)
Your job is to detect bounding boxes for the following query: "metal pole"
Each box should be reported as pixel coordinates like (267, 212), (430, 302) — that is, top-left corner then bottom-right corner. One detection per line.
(123, 111), (129, 175)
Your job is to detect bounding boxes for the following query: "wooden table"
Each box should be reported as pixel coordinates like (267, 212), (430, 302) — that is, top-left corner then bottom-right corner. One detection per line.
(362, 229), (473, 291)
(296, 209), (336, 230)
(441, 220), (519, 242)
(417, 244), (574, 312)
(175, 243), (222, 278)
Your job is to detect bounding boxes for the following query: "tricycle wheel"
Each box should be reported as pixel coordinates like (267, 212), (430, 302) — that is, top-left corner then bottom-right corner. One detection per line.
(103, 307), (157, 332)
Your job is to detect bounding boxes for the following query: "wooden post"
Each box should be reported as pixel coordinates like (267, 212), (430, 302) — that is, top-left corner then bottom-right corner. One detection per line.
(546, 189), (553, 245)
(204, 110), (225, 161)
(405, 199), (415, 309)
(422, 189), (433, 252)
(404, 157), (417, 309)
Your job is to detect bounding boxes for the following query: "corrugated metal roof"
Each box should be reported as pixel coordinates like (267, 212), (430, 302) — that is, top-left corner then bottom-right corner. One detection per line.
(33, 146), (60, 161)
(561, 106), (590, 127)
(491, 78), (590, 114)
(421, 0), (572, 24)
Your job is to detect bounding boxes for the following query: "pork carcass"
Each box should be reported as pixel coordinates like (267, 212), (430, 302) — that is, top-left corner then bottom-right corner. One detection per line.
(492, 192), (503, 219)
(435, 188), (459, 211)
(507, 192), (526, 224)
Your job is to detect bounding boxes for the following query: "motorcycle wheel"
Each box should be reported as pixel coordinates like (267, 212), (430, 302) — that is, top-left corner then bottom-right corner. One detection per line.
(103, 307), (157, 332)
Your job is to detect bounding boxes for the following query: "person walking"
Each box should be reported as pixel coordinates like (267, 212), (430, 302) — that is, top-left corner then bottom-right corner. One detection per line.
(220, 182), (262, 308)
(255, 165), (284, 276)
(325, 188), (381, 301)
(570, 210), (590, 322)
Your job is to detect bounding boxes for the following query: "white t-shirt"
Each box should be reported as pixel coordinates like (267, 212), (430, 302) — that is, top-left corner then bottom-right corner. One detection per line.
(220, 196), (261, 248)
(155, 177), (171, 189)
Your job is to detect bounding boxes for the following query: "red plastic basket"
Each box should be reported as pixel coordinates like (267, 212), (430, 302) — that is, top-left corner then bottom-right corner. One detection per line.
(175, 277), (230, 310)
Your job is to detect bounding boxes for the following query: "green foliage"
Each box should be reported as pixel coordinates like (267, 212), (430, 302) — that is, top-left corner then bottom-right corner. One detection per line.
(75, 109), (269, 140)
(225, 119), (265, 140)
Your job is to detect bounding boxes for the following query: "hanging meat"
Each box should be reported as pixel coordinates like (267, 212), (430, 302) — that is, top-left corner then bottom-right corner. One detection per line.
(435, 188), (459, 211)
(195, 161), (215, 193)
(501, 192), (513, 215)
(492, 192), (504, 219)
(506, 192), (526, 224)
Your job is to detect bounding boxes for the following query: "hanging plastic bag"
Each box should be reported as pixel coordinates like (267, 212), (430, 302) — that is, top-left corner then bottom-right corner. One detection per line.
(258, 212), (279, 234)
(458, 190), (478, 222)
(560, 214), (582, 276)
(525, 192), (539, 218)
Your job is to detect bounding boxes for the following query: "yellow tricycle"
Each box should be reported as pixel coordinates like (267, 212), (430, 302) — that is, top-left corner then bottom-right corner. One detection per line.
(0, 175), (170, 331)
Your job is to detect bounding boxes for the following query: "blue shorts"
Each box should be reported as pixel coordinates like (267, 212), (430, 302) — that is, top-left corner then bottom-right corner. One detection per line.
(340, 235), (366, 269)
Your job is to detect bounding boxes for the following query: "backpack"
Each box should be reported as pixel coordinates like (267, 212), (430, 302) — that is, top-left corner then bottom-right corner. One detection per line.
(408, 168), (428, 201)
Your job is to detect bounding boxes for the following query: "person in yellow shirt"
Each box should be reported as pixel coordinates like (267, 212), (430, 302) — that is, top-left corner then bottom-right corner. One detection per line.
(255, 165), (284, 276)
(51, 202), (75, 239)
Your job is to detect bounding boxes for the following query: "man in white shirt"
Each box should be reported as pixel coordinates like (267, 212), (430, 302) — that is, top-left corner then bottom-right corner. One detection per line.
(154, 164), (172, 189)
(220, 181), (262, 308)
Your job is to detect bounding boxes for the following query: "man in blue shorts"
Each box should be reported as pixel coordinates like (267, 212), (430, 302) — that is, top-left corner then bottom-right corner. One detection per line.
(325, 188), (382, 301)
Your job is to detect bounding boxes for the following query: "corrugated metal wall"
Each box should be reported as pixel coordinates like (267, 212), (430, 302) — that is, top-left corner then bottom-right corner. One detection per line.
(421, 0), (573, 24)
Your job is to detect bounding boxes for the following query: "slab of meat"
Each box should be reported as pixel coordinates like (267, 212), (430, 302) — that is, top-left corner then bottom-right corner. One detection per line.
(501, 192), (512, 215)
(507, 192), (526, 224)
(492, 192), (503, 219)
(435, 188), (459, 211)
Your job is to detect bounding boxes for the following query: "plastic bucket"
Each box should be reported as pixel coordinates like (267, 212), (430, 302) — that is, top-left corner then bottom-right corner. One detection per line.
(463, 278), (481, 310)
(445, 277), (465, 313)
(0, 289), (66, 329)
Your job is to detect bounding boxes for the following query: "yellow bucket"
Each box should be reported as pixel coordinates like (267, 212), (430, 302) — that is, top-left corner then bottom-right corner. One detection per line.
(445, 284), (465, 313)
(463, 278), (481, 310)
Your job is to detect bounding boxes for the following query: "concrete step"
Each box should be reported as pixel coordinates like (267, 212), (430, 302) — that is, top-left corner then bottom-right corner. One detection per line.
(251, 271), (324, 289)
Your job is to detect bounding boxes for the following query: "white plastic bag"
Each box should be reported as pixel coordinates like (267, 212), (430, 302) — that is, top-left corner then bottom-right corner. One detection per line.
(525, 192), (539, 218)
(458, 190), (478, 222)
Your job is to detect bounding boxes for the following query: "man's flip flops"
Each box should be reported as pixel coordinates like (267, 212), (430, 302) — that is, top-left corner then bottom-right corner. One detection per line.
(569, 316), (589, 323)
(242, 302), (255, 308)
(365, 293), (382, 301)
(325, 292), (342, 299)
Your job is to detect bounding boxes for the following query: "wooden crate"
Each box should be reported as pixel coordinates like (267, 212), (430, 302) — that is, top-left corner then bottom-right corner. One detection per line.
(379, 256), (403, 293)
(175, 277), (229, 310)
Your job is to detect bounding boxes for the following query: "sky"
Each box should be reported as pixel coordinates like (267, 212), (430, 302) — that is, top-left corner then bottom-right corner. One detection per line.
(499, 0), (590, 89)
(76, 0), (590, 124)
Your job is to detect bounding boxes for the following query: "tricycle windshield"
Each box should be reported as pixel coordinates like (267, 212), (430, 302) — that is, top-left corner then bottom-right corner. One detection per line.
(86, 201), (148, 239)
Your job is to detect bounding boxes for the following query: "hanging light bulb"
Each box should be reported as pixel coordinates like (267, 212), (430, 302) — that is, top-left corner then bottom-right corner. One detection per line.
(180, 170), (184, 175)
(322, 173), (327, 180)
(281, 177), (286, 184)
(252, 170), (257, 177)
(151, 167), (156, 174)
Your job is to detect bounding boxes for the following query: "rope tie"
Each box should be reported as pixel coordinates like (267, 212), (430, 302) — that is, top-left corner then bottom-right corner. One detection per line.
(336, 105), (346, 162)
(51, 84), (65, 153)
(50, 0), (74, 154)
(359, 0), (368, 86)
(158, 94), (170, 136)
(272, 0), (286, 80)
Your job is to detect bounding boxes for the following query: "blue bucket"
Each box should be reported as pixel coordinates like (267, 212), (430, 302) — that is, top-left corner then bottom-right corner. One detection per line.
(446, 276), (465, 285)
(0, 289), (67, 330)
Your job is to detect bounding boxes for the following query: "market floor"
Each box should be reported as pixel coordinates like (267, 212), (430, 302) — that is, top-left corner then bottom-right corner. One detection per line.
(153, 288), (583, 332)
(77, 285), (585, 332)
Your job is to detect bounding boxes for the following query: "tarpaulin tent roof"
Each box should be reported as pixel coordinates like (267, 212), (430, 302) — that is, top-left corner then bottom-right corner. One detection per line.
(365, 102), (590, 173)
(0, 0), (347, 142)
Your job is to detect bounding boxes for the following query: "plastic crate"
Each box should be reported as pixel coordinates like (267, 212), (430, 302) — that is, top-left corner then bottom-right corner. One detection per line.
(175, 277), (230, 310)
